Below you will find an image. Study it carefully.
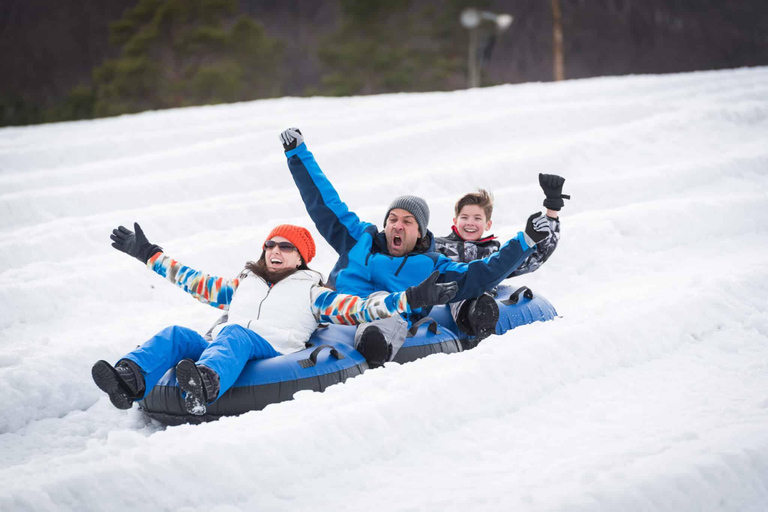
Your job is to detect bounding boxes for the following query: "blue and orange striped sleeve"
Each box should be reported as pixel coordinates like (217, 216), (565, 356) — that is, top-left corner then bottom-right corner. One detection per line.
(311, 287), (411, 325)
(146, 252), (239, 310)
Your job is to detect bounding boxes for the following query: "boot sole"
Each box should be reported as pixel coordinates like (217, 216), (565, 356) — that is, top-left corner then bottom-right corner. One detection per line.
(469, 295), (500, 342)
(175, 359), (207, 416)
(91, 360), (134, 410)
(357, 327), (391, 368)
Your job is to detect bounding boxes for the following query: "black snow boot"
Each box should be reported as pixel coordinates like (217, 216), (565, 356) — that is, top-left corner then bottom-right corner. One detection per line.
(92, 359), (145, 410)
(175, 359), (220, 416)
(457, 294), (499, 349)
(468, 294), (499, 341)
(357, 326), (392, 369)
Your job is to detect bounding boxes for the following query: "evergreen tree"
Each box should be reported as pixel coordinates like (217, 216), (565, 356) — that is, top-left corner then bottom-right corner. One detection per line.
(93, 0), (281, 116)
(313, 0), (491, 96)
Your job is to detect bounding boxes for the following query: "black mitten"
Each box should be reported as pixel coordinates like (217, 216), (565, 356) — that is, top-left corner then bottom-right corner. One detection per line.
(539, 173), (570, 211)
(406, 271), (458, 309)
(280, 128), (304, 151)
(525, 212), (552, 245)
(110, 222), (163, 264)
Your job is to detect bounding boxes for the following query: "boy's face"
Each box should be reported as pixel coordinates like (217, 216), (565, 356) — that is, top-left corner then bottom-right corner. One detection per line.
(454, 204), (491, 241)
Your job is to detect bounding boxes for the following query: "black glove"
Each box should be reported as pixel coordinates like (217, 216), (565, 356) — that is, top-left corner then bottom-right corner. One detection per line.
(110, 222), (163, 264)
(539, 173), (570, 211)
(280, 127), (304, 151)
(406, 271), (458, 309)
(525, 212), (552, 245)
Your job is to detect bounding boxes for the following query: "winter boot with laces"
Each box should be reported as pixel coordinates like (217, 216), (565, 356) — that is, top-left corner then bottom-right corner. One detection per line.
(175, 359), (220, 416)
(92, 359), (145, 410)
(356, 326), (392, 369)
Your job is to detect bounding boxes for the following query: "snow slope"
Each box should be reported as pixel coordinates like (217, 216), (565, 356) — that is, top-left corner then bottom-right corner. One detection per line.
(1, 67), (767, 511)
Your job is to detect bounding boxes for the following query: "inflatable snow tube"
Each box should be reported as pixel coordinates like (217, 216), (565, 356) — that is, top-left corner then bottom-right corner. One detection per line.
(139, 340), (366, 426)
(393, 317), (463, 363)
(139, 285), (553, 425)
(427, 284), (558, 345)
(139, 320), (461, 426)
(310, 321), (463, 364)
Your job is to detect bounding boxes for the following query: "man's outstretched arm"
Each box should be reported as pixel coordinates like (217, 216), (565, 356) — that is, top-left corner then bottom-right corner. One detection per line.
(281, 128), (372, 256)
(437, 213), (552, 301)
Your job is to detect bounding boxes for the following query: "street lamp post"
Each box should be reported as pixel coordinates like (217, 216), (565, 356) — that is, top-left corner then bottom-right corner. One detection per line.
(551, 0), (565, 81)
(461, 8), (514, 89)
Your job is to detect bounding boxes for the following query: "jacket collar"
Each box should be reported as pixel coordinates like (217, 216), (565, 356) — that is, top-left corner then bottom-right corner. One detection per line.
(251, 268), (323, 287)
(450, 225), (497, 243)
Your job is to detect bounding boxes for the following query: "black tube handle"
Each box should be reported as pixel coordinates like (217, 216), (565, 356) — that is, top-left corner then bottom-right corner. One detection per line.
(305, 324), (330, 348)
(501, 286), (534, 306)
(298, 344), (345, 368)
(407, 317), (439, 337)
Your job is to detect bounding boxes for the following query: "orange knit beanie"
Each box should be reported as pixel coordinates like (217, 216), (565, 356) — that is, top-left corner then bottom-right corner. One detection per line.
(265, 224), (316, 263)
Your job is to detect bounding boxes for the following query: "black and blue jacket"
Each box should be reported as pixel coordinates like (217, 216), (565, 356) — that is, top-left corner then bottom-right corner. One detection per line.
(285, 143), (535, 319)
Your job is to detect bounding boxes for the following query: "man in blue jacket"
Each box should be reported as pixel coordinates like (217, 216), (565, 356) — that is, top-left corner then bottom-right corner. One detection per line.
(280, 128), (556, 366)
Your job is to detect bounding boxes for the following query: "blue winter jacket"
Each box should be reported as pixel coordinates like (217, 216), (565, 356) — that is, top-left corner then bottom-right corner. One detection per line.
(285, 143), (535, 319)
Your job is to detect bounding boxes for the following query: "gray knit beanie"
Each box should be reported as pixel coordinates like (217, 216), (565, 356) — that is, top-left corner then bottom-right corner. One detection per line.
(384, 195), (430, 236)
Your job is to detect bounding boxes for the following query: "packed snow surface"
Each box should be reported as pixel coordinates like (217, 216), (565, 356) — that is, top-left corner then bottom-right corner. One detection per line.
(1, 68), (768, 511)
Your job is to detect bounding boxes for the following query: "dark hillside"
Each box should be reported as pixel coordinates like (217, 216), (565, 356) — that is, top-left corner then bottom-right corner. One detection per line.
(1, 0), (767, 126)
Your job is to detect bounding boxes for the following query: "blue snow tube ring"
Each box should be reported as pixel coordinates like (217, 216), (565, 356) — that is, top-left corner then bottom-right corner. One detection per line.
(427, 284), (559, 344)
(139, 284), (557, 425)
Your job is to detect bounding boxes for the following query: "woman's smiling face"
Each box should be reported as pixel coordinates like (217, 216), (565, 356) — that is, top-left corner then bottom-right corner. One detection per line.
(264, 236), (302, 271)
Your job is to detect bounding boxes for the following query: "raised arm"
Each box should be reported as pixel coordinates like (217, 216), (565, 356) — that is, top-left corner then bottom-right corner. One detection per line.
(506, 173), (567, 277)
(146, 252), (239, 310)
(281, 128), (373, 255)
(508, 215), (560, 278)
(110, 223), (238, 310)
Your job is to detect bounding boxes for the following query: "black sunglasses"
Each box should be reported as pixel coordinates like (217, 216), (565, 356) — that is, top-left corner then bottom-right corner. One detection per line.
(264, 240), (298, 252)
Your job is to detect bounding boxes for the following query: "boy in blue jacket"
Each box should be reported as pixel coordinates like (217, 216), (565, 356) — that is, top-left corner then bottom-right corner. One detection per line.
(280, 128), (555, 366)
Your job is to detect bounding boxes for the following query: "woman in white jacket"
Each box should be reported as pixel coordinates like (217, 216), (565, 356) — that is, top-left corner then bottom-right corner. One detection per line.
(93, 223), (456, 416)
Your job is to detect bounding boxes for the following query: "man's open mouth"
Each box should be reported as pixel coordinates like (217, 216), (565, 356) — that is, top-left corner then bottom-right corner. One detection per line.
(393, 235), (403, 248)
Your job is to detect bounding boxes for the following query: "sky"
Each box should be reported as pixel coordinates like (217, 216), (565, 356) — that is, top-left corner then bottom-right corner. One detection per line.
(1, 66), (767, 511)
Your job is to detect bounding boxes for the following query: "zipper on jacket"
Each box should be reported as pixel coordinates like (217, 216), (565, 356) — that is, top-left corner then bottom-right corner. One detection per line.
(256, 277), (272, 320)
(249, 271), (319, 324)
(394, 255), (409, 276)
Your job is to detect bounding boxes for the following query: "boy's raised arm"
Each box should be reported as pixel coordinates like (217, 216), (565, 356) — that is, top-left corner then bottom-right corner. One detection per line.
(504, 173), (567, 277)
(508, 215), (560, 278)
(281, 128), (371, 256)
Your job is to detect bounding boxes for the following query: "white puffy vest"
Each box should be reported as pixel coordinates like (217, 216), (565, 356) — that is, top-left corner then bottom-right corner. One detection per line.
(212, 270), (322, 354)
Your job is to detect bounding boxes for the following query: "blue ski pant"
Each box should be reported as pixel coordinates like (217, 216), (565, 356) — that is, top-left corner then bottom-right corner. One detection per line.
(120, 324), (281, 402)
